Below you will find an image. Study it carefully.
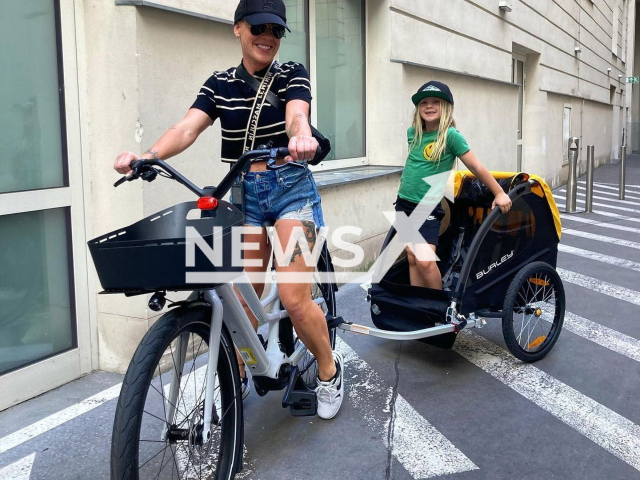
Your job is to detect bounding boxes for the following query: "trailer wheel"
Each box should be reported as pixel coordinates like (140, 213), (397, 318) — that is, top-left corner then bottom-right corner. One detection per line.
(502, 261), (565, 362)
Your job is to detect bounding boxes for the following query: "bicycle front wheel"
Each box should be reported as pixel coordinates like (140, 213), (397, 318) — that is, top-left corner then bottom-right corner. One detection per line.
(111, 303), (243, 480)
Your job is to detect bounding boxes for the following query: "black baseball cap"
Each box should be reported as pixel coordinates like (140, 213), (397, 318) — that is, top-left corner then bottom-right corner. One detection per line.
(234, 0), (291, 32)
(412, 81), (454, 106)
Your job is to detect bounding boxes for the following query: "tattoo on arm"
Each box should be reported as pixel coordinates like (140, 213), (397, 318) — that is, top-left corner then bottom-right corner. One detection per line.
(287, 112), (306, 138)
(144, 149), (160, 159)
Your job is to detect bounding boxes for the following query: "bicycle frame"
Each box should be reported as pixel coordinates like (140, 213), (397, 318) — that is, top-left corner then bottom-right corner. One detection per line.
(109, 147), (329, 442)
(163, 271), (326, 443)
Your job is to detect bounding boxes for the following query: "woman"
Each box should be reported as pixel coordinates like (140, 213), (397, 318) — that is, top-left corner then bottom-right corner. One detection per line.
(114, 0), (343, 420)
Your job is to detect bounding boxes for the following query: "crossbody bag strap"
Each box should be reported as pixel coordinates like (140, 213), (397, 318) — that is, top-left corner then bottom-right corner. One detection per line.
(237, 61), (332, 165)
(236, 62), (283, 112)
(237, 61), (281, 153)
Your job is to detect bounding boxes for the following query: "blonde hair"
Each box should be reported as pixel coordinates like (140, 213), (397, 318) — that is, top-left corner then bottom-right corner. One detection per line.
(410, 99), (456, 164)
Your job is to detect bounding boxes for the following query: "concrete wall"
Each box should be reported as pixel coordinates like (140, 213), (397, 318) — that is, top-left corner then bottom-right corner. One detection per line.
(632, 1), (640, 152)
(381, 0), (632, 186)
(78, 0), (637, 372)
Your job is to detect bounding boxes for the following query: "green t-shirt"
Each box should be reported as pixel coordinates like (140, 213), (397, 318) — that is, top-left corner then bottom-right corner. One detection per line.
(398, 126), (470, 204)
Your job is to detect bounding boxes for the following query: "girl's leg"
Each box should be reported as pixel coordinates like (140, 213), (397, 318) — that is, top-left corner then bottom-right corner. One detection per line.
(273, 219), (336, 382)
(405, 243), (442, 289)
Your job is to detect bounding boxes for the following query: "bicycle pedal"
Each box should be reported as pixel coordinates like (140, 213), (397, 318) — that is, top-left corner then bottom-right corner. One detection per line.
(286, 391), (317, 417)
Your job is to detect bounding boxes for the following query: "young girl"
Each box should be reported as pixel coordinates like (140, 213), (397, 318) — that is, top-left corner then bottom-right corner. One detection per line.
(396, 80), (512, 289)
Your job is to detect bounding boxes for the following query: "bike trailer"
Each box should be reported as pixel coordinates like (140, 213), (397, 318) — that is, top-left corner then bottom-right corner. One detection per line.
(88, 200), (245, 294)
(369, 171), (561, 349)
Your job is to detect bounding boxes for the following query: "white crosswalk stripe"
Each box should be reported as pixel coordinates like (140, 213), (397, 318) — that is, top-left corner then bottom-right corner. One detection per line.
(563, 228), (640, 250)
(454, 331), (640, 472)
(0, 384), (121, 455)
(579, 180), (640, 191)
(556, 201), (640, 225)
(337, 338), (478, 478)
(559, 212), (640, 234)
(557, 268), (640, 307)
(0, 453), (35, 480)
(575, 185), (640, 201)
(558, 244), (640, 273)
(558, 190), (640, 209)
(548, 310), (640, 363)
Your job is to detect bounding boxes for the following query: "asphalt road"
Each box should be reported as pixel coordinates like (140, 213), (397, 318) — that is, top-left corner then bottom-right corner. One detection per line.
(1, 157), (640, 480)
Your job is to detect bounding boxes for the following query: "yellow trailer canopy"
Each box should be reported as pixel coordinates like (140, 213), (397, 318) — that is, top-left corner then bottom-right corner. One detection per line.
(453, 171), (562, 241)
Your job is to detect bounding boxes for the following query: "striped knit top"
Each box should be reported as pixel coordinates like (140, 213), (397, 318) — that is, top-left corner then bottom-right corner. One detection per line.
(190, 61), (312, 164)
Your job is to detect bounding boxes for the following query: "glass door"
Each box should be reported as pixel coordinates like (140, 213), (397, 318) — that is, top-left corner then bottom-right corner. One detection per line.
(0, 0), (92, 410)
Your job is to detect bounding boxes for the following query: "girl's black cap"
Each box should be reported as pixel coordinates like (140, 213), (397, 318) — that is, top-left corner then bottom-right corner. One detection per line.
(234, 0), (291, 31)
(412, 81), (454, 106)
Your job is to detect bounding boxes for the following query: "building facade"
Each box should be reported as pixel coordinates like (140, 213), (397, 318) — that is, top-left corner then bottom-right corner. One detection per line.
(0, 0), (636, 409)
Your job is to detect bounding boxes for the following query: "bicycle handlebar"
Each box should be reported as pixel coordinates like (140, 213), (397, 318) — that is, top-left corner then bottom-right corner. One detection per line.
(113, 146), (318, 199)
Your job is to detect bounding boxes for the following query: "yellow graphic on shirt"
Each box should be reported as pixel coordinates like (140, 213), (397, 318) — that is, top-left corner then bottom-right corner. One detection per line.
(423, 142), (435, 160)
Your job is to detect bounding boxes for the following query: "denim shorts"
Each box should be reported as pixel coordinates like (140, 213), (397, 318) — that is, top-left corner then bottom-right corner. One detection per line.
(235, 165), (325, 227)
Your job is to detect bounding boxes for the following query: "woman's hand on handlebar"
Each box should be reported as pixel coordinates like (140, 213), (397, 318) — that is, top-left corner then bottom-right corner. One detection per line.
(286, 135), (319, 163)
(114, 151), (142, 175)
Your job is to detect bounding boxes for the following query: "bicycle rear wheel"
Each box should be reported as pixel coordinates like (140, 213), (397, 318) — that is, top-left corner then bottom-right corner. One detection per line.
(111, 303), (243, 480)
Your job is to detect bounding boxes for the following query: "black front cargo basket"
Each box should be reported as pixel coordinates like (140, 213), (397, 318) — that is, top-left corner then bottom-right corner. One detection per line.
(88, 201), (245, 294)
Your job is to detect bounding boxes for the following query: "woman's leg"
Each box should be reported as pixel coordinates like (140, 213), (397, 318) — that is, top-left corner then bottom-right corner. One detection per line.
(235, 226), (271, 379)
(273, 219), (336, 382)
(406, 243), (442, 289)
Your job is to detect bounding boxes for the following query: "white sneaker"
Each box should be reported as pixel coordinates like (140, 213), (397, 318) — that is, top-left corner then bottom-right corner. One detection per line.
(315, 351), (344, 420)
(241, 373), (251, 400)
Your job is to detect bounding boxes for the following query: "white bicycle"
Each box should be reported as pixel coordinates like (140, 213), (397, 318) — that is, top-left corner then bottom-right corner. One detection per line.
(89, 147), (339, 479)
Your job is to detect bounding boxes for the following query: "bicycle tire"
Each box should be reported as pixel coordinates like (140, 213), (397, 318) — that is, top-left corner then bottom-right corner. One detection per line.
(111, 303), (243, 480)
(502, 261), (565, 362)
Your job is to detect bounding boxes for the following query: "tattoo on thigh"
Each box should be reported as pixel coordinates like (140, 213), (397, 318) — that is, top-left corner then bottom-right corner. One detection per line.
(290, 242), (304, 264)
(290, 222), (316, 264)
(302, 220), (317, 251)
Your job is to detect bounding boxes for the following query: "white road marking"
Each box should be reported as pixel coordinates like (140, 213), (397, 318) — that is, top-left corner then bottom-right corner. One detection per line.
(337, 338), (478, 478)
(556, 201), (640, 226)
(558, 190), (640, 210)
(557, 268), (640, 307)
(0, 383), (121, 455)
(454, 331), (640, 472)
(0, 453), (35, 480)
(559, 244), (640, 273)
(559, 212), (640, 234)
(575, 185), (640, 201)
(0, 337), (478, 480)
(578, 180), (640, 190)
(546, 310), (640, 362)
(563, 228), (640, 250)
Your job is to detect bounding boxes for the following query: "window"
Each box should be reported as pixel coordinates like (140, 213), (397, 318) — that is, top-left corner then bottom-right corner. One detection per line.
(282, 0), (310, 67)
(0, 208), (76, 375)
(0, 0), (68, 194)
(280, 0), (366, 165)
